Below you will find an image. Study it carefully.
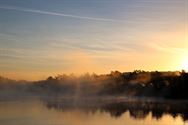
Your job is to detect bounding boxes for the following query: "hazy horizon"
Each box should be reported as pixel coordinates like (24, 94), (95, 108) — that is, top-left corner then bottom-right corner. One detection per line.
(0, 0), (187, 80)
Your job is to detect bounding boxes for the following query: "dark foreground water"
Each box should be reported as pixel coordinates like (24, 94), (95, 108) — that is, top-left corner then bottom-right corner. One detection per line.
(0, 97), (187, 125)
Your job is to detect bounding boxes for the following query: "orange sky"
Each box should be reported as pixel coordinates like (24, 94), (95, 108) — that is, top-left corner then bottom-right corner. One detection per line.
(0, 0), (187, 80)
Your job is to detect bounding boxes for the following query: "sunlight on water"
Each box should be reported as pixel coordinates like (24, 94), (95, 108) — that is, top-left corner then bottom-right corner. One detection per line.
(0, 100), (187, 125)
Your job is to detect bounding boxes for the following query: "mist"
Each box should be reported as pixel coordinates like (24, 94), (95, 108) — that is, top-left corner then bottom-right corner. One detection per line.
(0, 70), (187, 101)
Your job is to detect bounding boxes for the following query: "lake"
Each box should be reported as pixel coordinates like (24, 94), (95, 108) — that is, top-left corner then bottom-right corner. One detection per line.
(0, 97), (187, 125)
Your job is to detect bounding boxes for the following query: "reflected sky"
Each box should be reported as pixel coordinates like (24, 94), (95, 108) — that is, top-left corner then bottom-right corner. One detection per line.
(0, 99), (187, 125)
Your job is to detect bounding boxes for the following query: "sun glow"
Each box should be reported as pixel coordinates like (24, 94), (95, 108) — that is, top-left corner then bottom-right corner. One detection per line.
(180, 56), (188, 71)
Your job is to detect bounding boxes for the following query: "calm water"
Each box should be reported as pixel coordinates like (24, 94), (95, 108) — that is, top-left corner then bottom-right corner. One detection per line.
(0, 97), (187, 125)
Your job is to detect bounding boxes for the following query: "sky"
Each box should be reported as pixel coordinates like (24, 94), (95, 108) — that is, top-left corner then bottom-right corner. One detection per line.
(0, 0), (187, 80)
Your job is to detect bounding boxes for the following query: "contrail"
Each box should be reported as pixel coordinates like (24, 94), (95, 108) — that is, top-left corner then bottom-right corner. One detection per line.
(0, 6), (123, 22)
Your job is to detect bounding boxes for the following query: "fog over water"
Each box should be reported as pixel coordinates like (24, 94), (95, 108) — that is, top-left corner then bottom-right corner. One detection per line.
(0, 0), (187, 124)
(0, 71), (188, 125)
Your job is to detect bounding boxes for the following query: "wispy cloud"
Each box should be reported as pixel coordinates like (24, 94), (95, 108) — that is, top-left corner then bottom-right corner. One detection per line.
(0, 6), (123, 22)
(47, 38), (138, 52)
(150, 43), (187, 54)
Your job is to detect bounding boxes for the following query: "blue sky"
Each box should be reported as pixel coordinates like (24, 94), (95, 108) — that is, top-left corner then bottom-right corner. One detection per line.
(0, 0), (187, 80)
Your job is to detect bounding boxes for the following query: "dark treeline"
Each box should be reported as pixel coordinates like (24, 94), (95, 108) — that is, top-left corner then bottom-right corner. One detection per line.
(0, 70), (188, 99)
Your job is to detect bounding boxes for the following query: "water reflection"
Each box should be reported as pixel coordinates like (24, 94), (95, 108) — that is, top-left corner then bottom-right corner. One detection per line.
(42, 97), (188, 121)
(0, 97), (187, 125)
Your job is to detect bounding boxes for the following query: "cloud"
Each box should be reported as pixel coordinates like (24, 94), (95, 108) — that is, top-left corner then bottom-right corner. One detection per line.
(49, 40), (128, 52)
(149, 43), (187, 54)
(0, 6), (123, 22)
(46, 37), (142, 53)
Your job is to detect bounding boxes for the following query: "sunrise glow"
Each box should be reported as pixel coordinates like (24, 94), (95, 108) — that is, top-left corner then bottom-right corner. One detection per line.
(0, 0), (187, 80)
